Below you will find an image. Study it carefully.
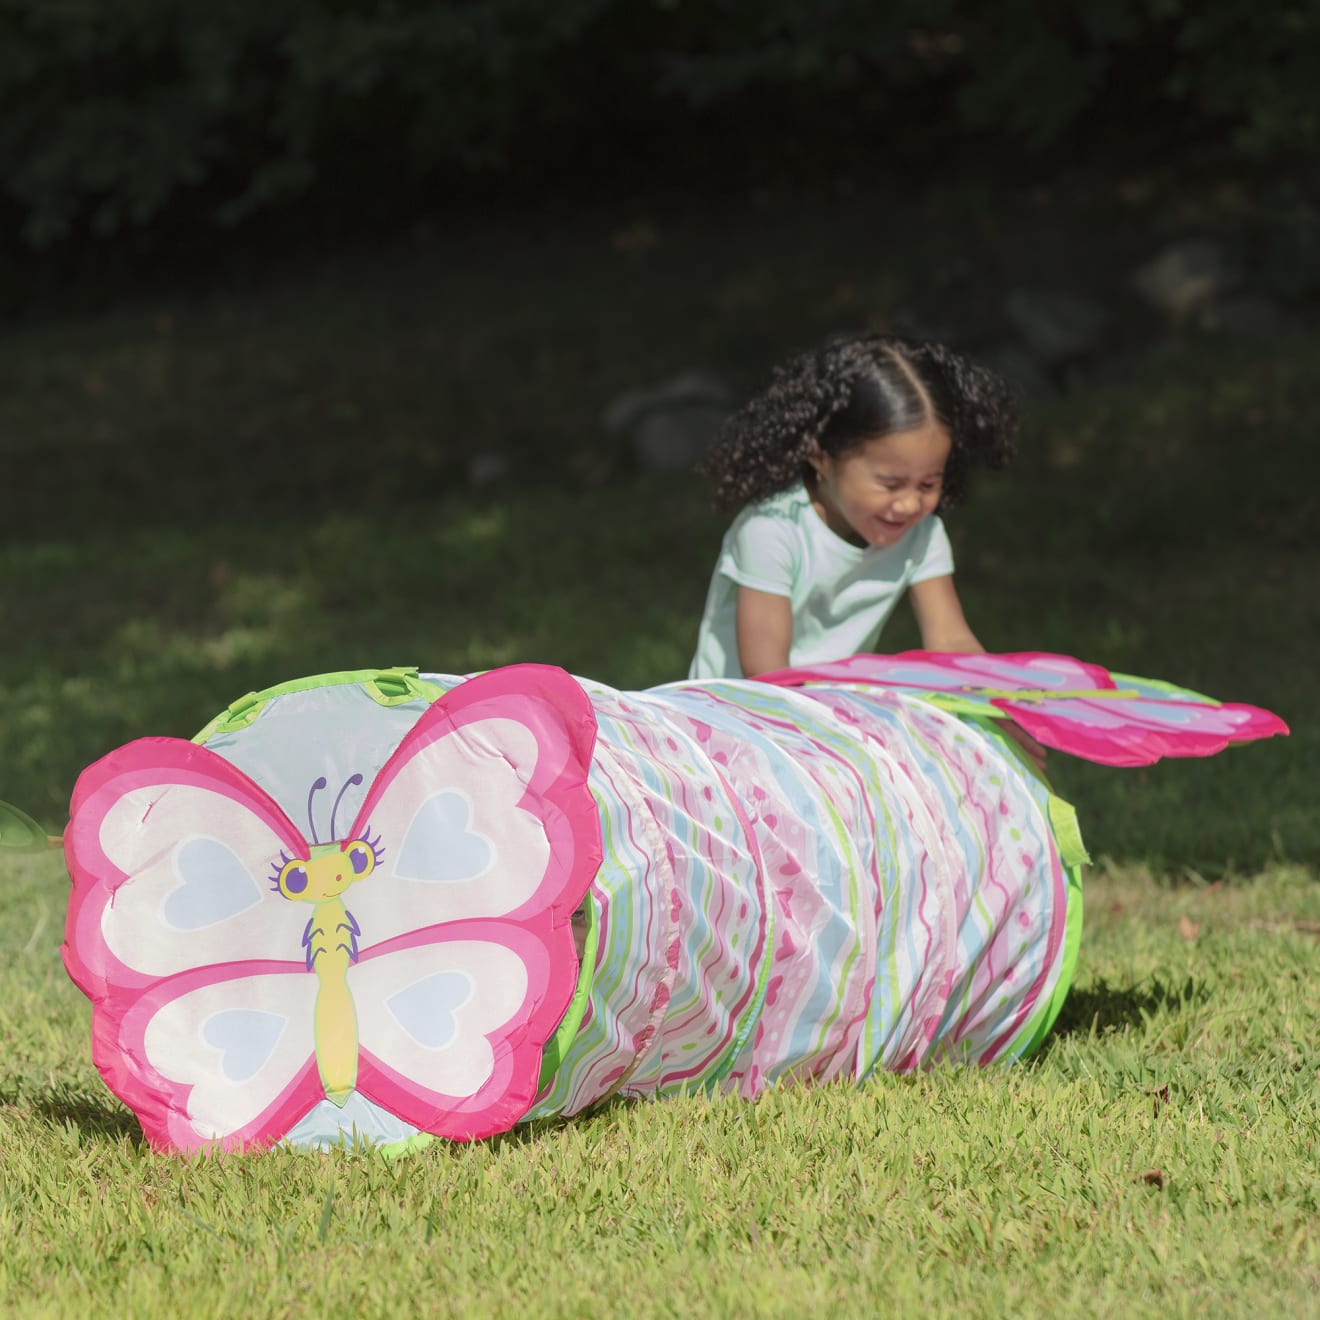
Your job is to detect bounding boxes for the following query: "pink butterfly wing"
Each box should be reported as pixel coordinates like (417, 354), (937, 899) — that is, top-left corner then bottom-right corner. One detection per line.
(348, 922), (557, 1139)
(760, 651), (1287, 766)
(63, 738), (320, 1150)
(347, 664), (601, 935)
(993, 692), (1291, 767)
(115, 961), (325, 1152)
(340, 664), (602, 1139)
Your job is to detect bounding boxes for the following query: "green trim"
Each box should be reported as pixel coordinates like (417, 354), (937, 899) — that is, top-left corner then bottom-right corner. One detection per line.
(924, 692), (1007, 719)
(1016, 860), (1086, 1059)
(1109, 672), (1218, 704)
(376, 1131), (437, 1160)
(538, 899), (599, 1089)
(928, 686), (1157, 709)
(363, 666), (448, 706)
(192, 666), (445, 742)
(1046, 794), (1091, 868)
(976, 687), (1137, 703)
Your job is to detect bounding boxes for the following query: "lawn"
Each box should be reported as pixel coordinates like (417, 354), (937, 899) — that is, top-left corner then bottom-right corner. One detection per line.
(3, 853), (1317, 1316)
(1, 176), (1316, 1315)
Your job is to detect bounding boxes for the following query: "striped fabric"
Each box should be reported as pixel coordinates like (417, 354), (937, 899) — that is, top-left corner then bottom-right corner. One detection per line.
(413, 673), (1082, 1121)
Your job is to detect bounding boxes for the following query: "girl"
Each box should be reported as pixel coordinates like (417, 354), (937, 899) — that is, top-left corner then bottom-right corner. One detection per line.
(690, 333), (1017, 682)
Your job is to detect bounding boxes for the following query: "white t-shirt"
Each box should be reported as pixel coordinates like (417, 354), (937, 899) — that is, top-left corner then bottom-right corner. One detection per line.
(688, 484), (955, 680)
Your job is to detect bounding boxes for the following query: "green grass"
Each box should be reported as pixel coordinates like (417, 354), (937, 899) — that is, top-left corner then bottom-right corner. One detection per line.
(1, 176), (1317, 1314)
(3, 852), (1318, 1316)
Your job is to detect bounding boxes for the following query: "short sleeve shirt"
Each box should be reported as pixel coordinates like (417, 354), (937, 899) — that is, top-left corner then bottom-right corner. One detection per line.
(688, 484), (954, 680)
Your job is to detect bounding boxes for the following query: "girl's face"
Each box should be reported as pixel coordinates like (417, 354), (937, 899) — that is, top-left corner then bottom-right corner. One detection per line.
(808, 420), (951, 549)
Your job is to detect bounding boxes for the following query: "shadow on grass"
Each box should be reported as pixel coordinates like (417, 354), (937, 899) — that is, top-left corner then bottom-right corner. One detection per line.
(9, 1066), (633, 1156)
(22, 1079), (143, 1144)
(474, 1095), (637, 1155)
(1047, 973), (1210, 1040)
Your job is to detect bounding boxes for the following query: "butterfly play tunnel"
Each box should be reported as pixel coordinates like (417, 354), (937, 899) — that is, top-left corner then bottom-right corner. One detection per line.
(61, 658), (1282, 1152)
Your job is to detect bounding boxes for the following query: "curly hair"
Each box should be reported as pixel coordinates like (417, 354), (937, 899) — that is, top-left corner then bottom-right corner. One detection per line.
(701, 334), (1018, 512)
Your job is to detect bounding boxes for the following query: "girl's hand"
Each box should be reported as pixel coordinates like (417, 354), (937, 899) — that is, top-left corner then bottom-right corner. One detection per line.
(907, 579), (1048, 773)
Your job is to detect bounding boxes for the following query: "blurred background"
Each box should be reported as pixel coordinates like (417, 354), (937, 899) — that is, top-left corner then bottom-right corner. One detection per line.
(1, 1), (1315, 869)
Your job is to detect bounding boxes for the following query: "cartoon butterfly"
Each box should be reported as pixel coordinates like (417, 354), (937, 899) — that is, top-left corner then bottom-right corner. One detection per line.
(62, 665), (602, 1153)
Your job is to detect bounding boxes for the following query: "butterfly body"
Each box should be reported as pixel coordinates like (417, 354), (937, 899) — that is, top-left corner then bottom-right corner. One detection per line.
(304, 896), (359, 1105)
(300, 900), (361, 974)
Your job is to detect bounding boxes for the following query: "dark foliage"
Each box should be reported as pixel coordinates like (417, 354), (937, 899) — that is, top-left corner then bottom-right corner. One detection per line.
(0, 1), (1316, 246)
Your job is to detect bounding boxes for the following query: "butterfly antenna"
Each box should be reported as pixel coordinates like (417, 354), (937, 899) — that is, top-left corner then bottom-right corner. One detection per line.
(306, 777), (328, 844)
(330, 773), (364, 841)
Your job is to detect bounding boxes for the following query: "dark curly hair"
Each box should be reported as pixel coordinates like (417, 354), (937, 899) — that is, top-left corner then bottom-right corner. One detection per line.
(701, 334), (1018, 512)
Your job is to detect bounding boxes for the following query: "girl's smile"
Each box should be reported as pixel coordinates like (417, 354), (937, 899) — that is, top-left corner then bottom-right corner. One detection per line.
(807, 420), (951, 549)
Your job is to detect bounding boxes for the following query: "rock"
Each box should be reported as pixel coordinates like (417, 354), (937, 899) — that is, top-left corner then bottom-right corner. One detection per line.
(1198, 295), (1290, 339)
(602, 370), (733, 473)
(466, 451), (510, 488)
(1132, 240), (1241, 324)
(1002, 290), (1108, 367)
(631, 407), (728, 473)
(601, 370), (732, 431)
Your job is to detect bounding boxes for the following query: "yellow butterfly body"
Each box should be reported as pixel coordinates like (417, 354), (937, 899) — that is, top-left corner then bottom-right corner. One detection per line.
(274, 842), (379, 1106)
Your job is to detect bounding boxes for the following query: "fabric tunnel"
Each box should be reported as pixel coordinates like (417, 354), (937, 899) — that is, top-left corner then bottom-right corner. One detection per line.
(61, 657), (1284, 1153)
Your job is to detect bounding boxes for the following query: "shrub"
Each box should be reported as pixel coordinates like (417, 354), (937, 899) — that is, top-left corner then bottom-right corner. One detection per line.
(0, 1), (1312, 246)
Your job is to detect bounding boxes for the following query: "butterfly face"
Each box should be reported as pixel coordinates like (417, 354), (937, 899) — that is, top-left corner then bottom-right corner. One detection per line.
(273, 837), (380, 904)
(62, 665), (603, 1153)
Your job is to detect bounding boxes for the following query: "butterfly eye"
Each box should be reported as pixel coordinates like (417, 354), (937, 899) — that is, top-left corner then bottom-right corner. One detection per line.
(278, 859), (310, 897)
(345, 840), (377, 878)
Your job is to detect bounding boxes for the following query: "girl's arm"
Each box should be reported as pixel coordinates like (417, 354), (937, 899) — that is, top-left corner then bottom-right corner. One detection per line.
(908, 574), (983, 653)
(910, 575), (1048, 771)
(736, 586), (793, 677)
